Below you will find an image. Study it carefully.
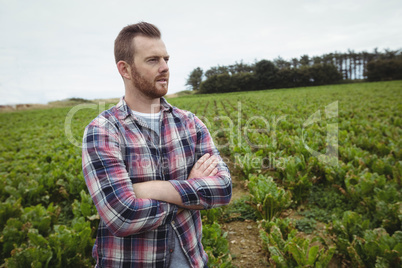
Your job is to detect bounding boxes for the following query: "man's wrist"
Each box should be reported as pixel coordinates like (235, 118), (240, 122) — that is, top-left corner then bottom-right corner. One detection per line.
(133, 181), (183, 205)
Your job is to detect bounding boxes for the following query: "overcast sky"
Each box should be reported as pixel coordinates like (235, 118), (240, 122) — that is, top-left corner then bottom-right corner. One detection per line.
(0, 0), (401, 105)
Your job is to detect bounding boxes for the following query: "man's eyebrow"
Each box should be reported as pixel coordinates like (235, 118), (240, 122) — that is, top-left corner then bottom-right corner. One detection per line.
(145, 54), (170, 59)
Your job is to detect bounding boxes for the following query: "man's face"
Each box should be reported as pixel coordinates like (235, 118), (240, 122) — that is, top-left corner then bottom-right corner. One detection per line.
(130, 36), (170, 99)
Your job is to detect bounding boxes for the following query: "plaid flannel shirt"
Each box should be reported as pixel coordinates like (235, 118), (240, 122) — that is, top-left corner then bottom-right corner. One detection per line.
(82, 97), (232, 267)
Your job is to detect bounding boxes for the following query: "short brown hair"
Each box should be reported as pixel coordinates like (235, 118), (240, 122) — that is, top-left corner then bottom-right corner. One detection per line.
(114, 22), (161, 65)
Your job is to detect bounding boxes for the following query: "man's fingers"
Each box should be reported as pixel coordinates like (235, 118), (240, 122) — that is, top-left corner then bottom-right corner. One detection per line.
(204, 165), (218, 177)
(204, 158), (217, 172)
(200, 155), (217, 170)
(195, 153), (210, 169)
(209, 167), (218, 176)
(201, 155), (219, 176)
(188, 153), (220, 179)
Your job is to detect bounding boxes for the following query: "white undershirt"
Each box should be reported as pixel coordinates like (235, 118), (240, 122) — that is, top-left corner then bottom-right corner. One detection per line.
(132, 110), (161, 136)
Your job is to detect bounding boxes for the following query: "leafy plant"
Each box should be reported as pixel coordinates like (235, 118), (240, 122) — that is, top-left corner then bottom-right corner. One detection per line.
(221, 196), (257, 222)
(0, 198), (22, 230)
(348, 229), (402, 268)
(328, 211), (370, 256)
(295, 218), (316, 234)
(374, 183), (402, 235)
(247, 174), (292, 221)
(201, 207), (224, 225)
(305, 185), (353, 223)
(287, 236), (335, 268)
(276, 155), (313, 204)
(202, 222), (232, 267)
(72, 190), (99, 231)
(260, 220), (335, 267)
(3, 218), (94, 268)
(259, 218), (295, 241)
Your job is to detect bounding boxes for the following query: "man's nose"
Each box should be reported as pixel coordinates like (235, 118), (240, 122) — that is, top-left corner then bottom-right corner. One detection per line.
(159, 59), (169, 73)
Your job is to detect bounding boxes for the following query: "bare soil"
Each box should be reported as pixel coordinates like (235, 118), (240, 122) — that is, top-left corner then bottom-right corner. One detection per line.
(222, 168), (269, 267)
(222, 220), (268, 267)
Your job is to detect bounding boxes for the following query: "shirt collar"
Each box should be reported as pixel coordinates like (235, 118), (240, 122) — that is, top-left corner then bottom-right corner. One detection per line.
(115, 96), (173, 120)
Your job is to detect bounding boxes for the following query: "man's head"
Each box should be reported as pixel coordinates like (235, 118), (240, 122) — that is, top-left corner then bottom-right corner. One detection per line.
(114, 22), (161, 65)
(115, 22), (169, 100)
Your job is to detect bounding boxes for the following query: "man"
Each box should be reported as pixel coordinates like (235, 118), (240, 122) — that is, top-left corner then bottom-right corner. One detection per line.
(82, 22), (232, 267)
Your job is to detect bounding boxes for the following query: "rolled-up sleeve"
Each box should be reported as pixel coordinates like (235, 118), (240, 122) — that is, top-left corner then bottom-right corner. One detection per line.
(82, 116), (177, 237)
(169, 115), (232, 209)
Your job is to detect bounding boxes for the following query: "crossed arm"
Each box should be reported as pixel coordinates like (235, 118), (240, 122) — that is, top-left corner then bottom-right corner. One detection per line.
(132, 153), (218, 210)
(83, 114), (231, 236)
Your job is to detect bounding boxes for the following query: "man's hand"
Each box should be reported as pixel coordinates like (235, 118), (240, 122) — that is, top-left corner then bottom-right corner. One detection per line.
(188, 153), (218, 180)
(132, 153), (219, 211)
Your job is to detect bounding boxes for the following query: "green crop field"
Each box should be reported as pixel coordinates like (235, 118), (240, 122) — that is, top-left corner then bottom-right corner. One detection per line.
(1, 81), (401, 267)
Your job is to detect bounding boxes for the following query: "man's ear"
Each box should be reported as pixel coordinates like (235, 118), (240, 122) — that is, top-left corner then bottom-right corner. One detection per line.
(116, 61), (131, 79)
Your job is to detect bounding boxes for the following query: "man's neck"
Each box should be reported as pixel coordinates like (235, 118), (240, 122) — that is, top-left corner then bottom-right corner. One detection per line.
(125, 90), (162, 114)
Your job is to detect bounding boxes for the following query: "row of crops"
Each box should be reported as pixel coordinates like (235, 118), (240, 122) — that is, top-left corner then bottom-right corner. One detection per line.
(170, 81), (401, 267)
(0, 81), (401, 267)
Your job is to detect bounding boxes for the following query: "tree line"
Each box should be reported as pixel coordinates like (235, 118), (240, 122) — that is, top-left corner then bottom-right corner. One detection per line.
(185, 48), (402, 94)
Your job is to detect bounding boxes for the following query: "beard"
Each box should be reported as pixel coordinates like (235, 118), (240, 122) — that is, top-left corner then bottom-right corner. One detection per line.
(130, 66), (168, 99)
